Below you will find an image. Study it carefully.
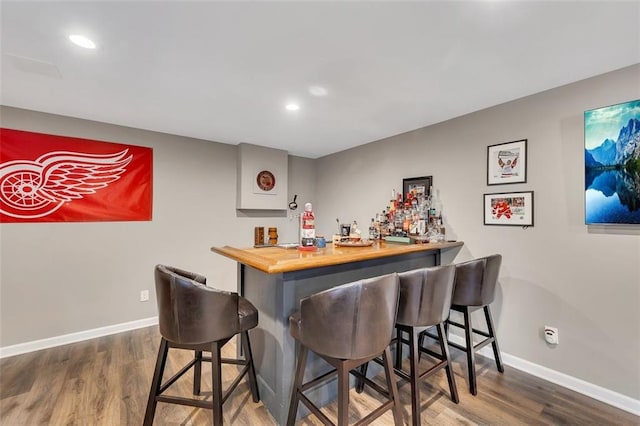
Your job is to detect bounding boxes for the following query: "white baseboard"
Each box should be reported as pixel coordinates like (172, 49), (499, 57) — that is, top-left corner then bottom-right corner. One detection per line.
(0, 316), (158, 359)
(448, 334), (640, 416)
(1, 320), (638, 417)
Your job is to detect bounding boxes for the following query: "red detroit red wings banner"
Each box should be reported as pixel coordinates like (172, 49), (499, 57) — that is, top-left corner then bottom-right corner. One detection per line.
(0, 128), (152, 223)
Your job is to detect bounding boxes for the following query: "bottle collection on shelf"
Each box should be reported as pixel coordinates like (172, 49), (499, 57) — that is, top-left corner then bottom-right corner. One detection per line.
(368, 187), (446, 243)
(296, 187), (445, 251)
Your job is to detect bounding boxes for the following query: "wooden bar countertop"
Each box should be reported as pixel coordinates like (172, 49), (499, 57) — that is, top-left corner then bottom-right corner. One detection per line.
(211, 240), (463, 274)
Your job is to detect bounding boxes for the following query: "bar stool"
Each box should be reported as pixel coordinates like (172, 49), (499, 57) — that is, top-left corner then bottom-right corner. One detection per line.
(286, 273), (403, 426)
(396, 265), (459, 425)
(445, 254), (504, 395)
(358, 265), (459, 426)
(144, 265), (260, 426)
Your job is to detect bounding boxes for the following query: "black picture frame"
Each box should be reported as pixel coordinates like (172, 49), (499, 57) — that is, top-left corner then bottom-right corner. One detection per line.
(487, 139), (527, 185)
(402, 176), (433, 201)
(483, 191), (534, 226)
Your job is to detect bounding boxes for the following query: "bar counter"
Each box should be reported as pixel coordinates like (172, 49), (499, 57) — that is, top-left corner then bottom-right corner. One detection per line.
(211, 240), (463, 425)
(212, 239), (463, 274)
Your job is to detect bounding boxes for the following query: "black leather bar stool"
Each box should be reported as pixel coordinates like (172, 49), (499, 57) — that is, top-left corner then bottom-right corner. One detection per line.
(445, 254), (504, 395)
(395, 265), (459, 425)
(144, 265), (260, 426)
(357, 265), (459, 426)
(286, 273), (403, 426)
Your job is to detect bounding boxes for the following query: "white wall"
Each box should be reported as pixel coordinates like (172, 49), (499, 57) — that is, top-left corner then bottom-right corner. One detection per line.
(314, 65), (640, 401)
(0, 107), (316, 346)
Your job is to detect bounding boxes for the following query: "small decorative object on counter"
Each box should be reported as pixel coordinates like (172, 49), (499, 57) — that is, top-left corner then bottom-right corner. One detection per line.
(268, 227), (278, 245)
(254, 226), (265, 246)
(316, 235), (326, 248)
(299, 202), (317, 251)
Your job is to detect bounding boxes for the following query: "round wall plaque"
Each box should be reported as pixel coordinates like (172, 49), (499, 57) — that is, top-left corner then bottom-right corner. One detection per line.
(256, 170), (276, 191)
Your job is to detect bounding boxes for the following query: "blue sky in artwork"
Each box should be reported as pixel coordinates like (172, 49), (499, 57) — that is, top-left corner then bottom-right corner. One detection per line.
(584, 99), (640, 149)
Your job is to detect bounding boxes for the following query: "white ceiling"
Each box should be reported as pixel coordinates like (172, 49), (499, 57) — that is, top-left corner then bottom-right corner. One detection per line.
(2, 1), (639, 158)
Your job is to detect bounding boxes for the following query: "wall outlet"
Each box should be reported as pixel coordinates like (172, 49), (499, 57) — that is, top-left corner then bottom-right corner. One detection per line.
(140, 290), (149, 302)
(544, 326), (559, 345)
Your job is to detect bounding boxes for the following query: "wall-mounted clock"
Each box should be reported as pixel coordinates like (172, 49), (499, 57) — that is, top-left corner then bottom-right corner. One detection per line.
(256, 170), (276, 192)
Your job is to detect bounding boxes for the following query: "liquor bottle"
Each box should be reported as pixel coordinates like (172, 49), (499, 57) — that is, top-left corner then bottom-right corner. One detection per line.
(394, 211), (404, 236)
(438, 213), (446, 242)
(389, 191), (396, 214)
(418, 209), (427, 235)
(350, 220), (361, 241)
(299, 202), (316, 251)
(409, 209), (419, 235)
(402, 208), (410, 234)
(368, 218), (378, 241)
(381, 210), (389, 237)
(428, 186), (436, 219)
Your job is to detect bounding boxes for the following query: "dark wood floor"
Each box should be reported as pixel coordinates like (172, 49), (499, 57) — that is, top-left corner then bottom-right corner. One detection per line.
(1, 325), (638, 425)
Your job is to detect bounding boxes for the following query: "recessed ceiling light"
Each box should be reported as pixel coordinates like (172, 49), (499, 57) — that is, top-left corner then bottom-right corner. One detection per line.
(308, 86), (328, 97)
(285, 103), (300, 111)
(69, 34), (96, 49)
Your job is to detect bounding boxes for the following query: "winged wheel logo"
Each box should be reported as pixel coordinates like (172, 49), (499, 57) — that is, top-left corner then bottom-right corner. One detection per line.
(0, 150), (133, 219)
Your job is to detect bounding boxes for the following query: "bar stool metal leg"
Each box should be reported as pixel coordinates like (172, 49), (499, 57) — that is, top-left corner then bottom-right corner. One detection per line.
(193, 350), (203, 395)
(337, 363), (350, 426)
(408, 329), (421, 426)
(211, 342), (223, 426)
(462, 307), (477, 395)
(241, 331), (260, 402)
(286, 345), (308, 426)
(394, 328), (403, 370)
(484, 306), (504, 373)
(381, 347), (404, 426)
(144, 338), (169, 426)
(356, 363), (367, 393)
(436, 322), (459, 403)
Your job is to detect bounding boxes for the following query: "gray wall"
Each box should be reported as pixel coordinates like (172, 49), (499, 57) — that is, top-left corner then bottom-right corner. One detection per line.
(0, 107), (316, 346)
(1, 65), (638, 402)
(314, 64), (640, 400)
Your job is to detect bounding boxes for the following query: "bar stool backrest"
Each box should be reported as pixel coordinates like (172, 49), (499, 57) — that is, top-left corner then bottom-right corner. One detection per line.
(298, 273), (399, 360)
(396, 264), (456, 327)
(451, 254), (502, 307)
(155, 264), (240, 345)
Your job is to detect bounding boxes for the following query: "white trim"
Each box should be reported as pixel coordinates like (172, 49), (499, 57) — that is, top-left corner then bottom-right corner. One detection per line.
(448, 335), (640, 416)
(0, 316), (158, 359)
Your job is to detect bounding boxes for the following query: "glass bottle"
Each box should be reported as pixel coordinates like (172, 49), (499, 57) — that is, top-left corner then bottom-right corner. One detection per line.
(300, 202), (316, 249)
(394, 211), (404, 236)
(350, 220), (360, 240)
(381, 210), (389, 237)
(368, 218), (378, 241)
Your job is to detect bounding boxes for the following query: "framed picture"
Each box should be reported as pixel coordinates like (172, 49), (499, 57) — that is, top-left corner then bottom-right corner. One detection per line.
(584, 99), (640, 225)
(402, 176), (432, 200)
(484, 191), (534, 226)
(487, 139), (527, 185)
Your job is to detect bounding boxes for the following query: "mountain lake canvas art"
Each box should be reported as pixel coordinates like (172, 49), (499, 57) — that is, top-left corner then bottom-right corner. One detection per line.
(584, 99), (640, 224)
